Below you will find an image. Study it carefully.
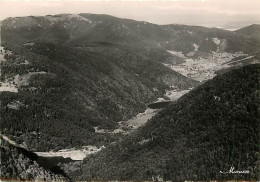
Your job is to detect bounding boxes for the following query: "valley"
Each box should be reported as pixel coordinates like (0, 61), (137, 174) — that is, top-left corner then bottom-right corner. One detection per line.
(165, 49), (256, 82)
(0, 13), (259, 181)
(74, 64), (259, 181)
(35, 86), (192, 160)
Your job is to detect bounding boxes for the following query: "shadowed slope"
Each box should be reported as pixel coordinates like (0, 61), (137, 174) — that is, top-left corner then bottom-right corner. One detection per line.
(73, 64), (259, 181)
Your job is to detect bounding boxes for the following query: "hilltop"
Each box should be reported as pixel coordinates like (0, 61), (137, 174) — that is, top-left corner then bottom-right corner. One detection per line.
(235, 24), (260, 41)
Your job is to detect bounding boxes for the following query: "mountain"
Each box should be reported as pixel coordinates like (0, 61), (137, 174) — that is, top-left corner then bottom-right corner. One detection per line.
(2, 14), (259, 84)
(0, 40), (197, 151)
(1, 14), (259, 54)
(0, 135), (69, 181)
(235, 24), (260, 41)
(1, 14), (259, 181)
(69, 64), (260, 181)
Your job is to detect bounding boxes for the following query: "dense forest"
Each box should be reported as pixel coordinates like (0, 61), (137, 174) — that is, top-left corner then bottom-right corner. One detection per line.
(0, 136), (69, 181)
(1, 13), (259, 182)
(0, 40), (197, 151)
(66, 64), (260, 181)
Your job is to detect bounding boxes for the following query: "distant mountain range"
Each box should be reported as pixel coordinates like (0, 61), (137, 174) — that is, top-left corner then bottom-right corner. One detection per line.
(1, 14), (260, 54)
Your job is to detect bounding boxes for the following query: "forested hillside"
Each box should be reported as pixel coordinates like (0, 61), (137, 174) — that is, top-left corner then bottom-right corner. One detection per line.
(235, 24), (260, 41)
(2, 14), (259, 54)
(1, 13), (259, 182)
(71, 64), (259, 181)
(0, 40), (197, 151)
(0, 136), (69, 181)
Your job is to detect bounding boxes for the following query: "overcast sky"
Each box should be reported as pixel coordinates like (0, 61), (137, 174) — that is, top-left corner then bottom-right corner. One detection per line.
(1, 0), (260, 30)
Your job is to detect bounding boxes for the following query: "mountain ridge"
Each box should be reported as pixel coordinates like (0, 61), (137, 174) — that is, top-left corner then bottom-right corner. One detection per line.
(2, 13), (259, 54)
(235, 24), (260, 41)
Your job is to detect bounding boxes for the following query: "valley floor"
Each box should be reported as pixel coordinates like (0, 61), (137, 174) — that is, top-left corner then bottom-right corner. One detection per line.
(35, 87), (191, 161)
(165, 50), (255, 82)
(20, 50), (256, 161)
(1, 43), (258, 164)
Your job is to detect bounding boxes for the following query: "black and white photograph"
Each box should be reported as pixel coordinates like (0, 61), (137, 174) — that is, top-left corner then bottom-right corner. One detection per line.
(0, 0), (259, 181)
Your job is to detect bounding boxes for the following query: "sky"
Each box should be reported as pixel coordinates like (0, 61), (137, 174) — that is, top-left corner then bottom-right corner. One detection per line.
(1, 0), (260, 30)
